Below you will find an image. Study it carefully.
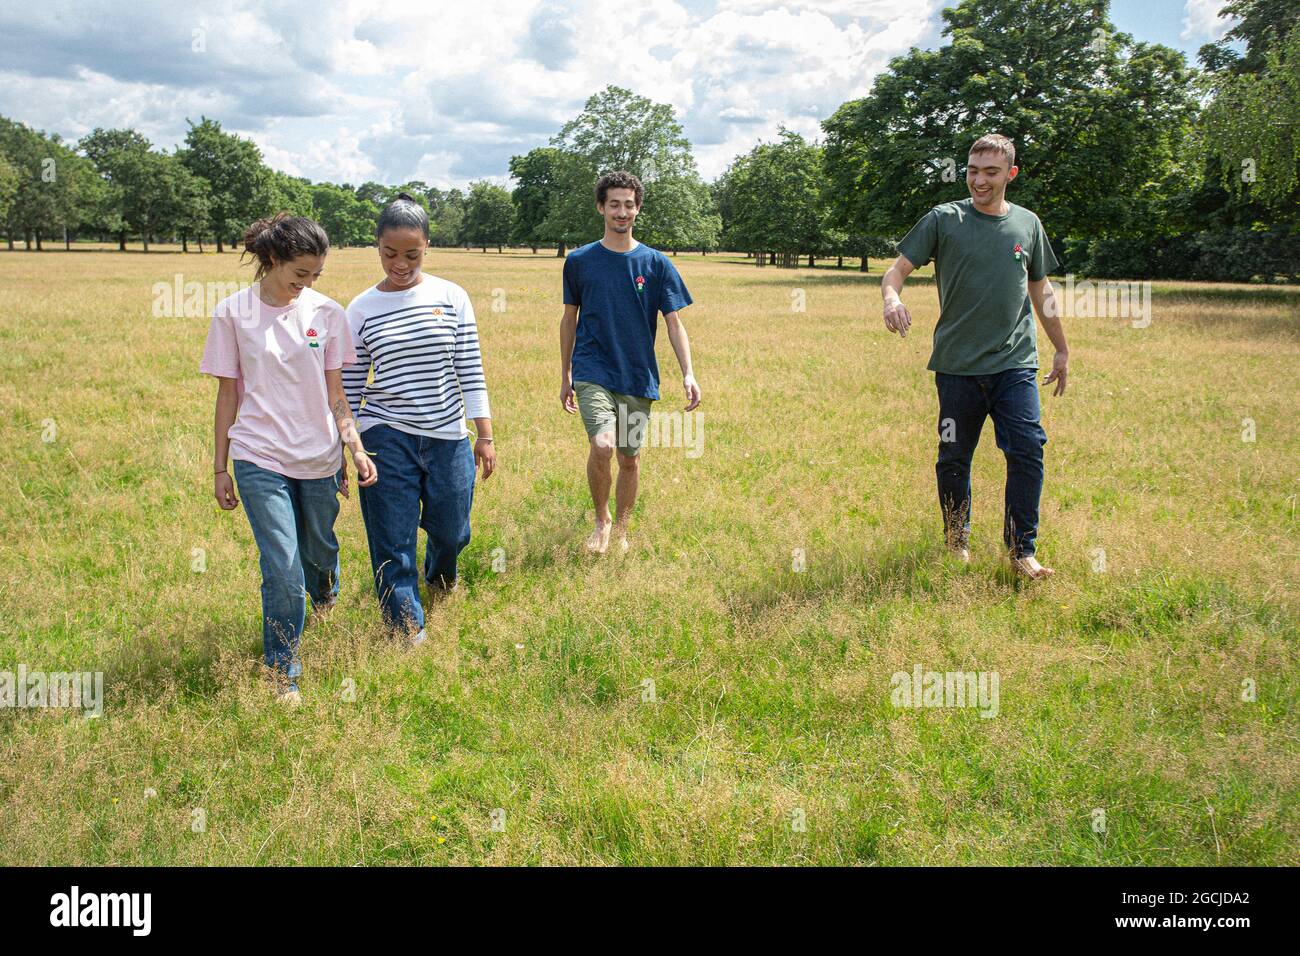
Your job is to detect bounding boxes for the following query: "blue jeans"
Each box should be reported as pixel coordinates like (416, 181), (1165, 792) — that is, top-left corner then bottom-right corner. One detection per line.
(232, 459), (342, 682)
(357, 425), (476, 634)
(935, 367), (1047, 558)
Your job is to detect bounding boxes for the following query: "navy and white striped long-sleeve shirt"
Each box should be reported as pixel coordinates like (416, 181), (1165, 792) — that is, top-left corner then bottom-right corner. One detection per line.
(343, 276), (491, 439)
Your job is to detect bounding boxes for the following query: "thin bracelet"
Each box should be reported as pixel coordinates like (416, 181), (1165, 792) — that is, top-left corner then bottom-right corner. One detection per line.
(214, 469), (227, 476)
(474, 435), (494, 443)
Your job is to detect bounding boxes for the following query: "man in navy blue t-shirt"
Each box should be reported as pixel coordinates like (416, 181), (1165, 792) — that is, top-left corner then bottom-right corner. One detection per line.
(560, 170), (701, 555)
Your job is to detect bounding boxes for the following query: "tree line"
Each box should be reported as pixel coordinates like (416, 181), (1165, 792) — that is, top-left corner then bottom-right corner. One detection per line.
(0, 0), (1294, 280)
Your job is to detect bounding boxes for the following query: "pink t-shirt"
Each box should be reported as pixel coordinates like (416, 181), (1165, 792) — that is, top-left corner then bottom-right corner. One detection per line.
(200, 285), (356, 480)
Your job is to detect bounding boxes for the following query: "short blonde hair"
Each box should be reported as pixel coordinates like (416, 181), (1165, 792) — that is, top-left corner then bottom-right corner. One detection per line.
(969, 134), (1016, 168)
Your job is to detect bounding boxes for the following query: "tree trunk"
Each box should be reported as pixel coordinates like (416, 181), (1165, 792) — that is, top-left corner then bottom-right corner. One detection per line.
(808, 253), (814, 268)
(768, 251), (775, 265)
(182, 234), (189, 253)
(35, 233), (43, 251)
(859, 256), (869, 273)
(119, 230), (127, 252)
(63, 226), (69, 251)
(837, 255), (843, 268)
(531, 246), (537, 254)
(556, 243), (566, 257)
(217, 235), (224, 254)
(498, 245), (503, 254)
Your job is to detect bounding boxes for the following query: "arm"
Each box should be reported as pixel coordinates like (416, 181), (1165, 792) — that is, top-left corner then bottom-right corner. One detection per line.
(880, 254), (916, 336)
(453, 296), (496, 480)
(1030, 277), (1069, 396)
(559, 303), (578, 413)
(213, 377), (239, 510)
(326, 369), (377, 493)
(663, 311), (701, 411)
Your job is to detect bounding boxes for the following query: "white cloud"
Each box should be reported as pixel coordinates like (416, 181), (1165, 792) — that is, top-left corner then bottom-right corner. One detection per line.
(0, 0), (951, 187)
(1181, 0), (1235, 44)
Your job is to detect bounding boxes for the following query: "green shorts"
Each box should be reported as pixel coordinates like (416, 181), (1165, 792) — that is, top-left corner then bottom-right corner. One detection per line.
(573, 380), (653, 456)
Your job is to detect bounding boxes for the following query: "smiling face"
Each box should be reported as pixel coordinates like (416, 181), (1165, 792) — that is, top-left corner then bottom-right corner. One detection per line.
(598, 187), (640, 236)
(378, 226), (427, 289)
(966, 149), (1018, 210)
(265, 253), (326, 300)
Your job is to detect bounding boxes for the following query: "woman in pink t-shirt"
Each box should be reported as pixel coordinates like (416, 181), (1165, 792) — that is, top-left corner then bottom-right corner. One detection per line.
(200, 214), (377, 706)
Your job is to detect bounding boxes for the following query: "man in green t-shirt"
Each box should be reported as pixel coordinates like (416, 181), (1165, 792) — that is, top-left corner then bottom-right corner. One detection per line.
(880, 134), (1070, 580)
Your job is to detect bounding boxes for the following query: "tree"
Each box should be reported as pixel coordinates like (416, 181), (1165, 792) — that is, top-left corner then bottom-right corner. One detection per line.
(311, 182), (378, 247)
(821, 0), (1198, 254)
(1200, 8), (1300, 220)
(0, 152), (16, 241)
(180, 117), (276, 252)
(635, 174), (721, 254)
(79, 127), (151, 250)
(552, 85), (696, 181)
(719, 129), (825, 265)
(428, 188), (466, 247)
(463, 181), (515, 252)
(509, 147), (566, 253)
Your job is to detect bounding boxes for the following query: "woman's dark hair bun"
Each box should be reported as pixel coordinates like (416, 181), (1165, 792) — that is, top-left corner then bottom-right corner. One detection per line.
(376, 192), (430, 241)
(240, 212), (329, 281)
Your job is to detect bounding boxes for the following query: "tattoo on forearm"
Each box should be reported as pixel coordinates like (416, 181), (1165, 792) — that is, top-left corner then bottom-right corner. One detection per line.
(331, 398), (360, 443)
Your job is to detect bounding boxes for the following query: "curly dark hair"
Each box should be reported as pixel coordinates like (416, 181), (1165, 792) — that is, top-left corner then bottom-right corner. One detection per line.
(595, 170), (644, 207)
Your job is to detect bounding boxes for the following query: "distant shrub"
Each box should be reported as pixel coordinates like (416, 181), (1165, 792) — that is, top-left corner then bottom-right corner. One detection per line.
(1072, 229), (1300, 283)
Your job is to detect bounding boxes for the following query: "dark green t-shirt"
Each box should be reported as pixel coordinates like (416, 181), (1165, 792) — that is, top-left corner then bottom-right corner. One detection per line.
(896, 199), (1059, 376)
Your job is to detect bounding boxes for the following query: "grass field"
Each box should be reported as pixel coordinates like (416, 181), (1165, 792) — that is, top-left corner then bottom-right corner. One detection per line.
(0, 245), (1295, 865)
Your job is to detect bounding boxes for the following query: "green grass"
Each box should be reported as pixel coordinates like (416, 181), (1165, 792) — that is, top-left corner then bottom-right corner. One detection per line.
(0, 246), (1295, 865)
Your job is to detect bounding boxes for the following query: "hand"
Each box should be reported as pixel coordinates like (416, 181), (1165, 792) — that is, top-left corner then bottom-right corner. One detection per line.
(339, 463), (349, 499)
(1043, 350), (1068, 396)
(682, 373), (701, 412)
(214, 472), (239, 511)
(883, 299), (911, 337)
(561, 380), (577, 414)
(352, 450), (378, 488)
(475, 438), (496, 480)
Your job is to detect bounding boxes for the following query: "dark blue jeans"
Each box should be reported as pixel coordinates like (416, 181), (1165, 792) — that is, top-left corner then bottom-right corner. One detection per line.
(232, 459), (342, 683)
(357, 425), (476, 635)
(935, 367), (1047, 558)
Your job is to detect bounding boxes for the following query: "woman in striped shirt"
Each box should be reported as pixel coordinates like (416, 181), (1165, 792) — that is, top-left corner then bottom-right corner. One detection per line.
(343, 194), (496, 644)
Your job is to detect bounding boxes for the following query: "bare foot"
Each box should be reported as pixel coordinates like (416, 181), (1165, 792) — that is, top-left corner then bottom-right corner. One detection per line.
(585, 519), (612, 555)
(1012, 555), (1055, 580)
(614, 526), (630, 555)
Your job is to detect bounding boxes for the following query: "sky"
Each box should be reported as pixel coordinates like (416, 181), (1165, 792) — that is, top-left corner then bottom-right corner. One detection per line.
(0, 0), (1239, 189)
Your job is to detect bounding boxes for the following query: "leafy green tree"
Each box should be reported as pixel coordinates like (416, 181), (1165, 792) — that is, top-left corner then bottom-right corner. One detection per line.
(463, 180), (515, 252)
(311, 182), (379, 247)
(1200, 11), (1300, 220)
(822, 0), (1198, 254)
(271, 171), (315, 218)
(636, 174), (721, 254)
(179, 117), (276, 251)
(429, 188), (466, 247)
(509, 147), (566, 253)
(552, 85), (696, 181)
(719, 130), (825, 265)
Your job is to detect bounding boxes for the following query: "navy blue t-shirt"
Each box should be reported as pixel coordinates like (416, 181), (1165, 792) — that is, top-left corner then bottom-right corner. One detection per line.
(563, 240), (692, 400)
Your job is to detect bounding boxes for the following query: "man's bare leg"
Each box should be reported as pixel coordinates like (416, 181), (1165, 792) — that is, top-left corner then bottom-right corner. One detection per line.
(613, 450), (640, 552)
(586, 434), (615, 553)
